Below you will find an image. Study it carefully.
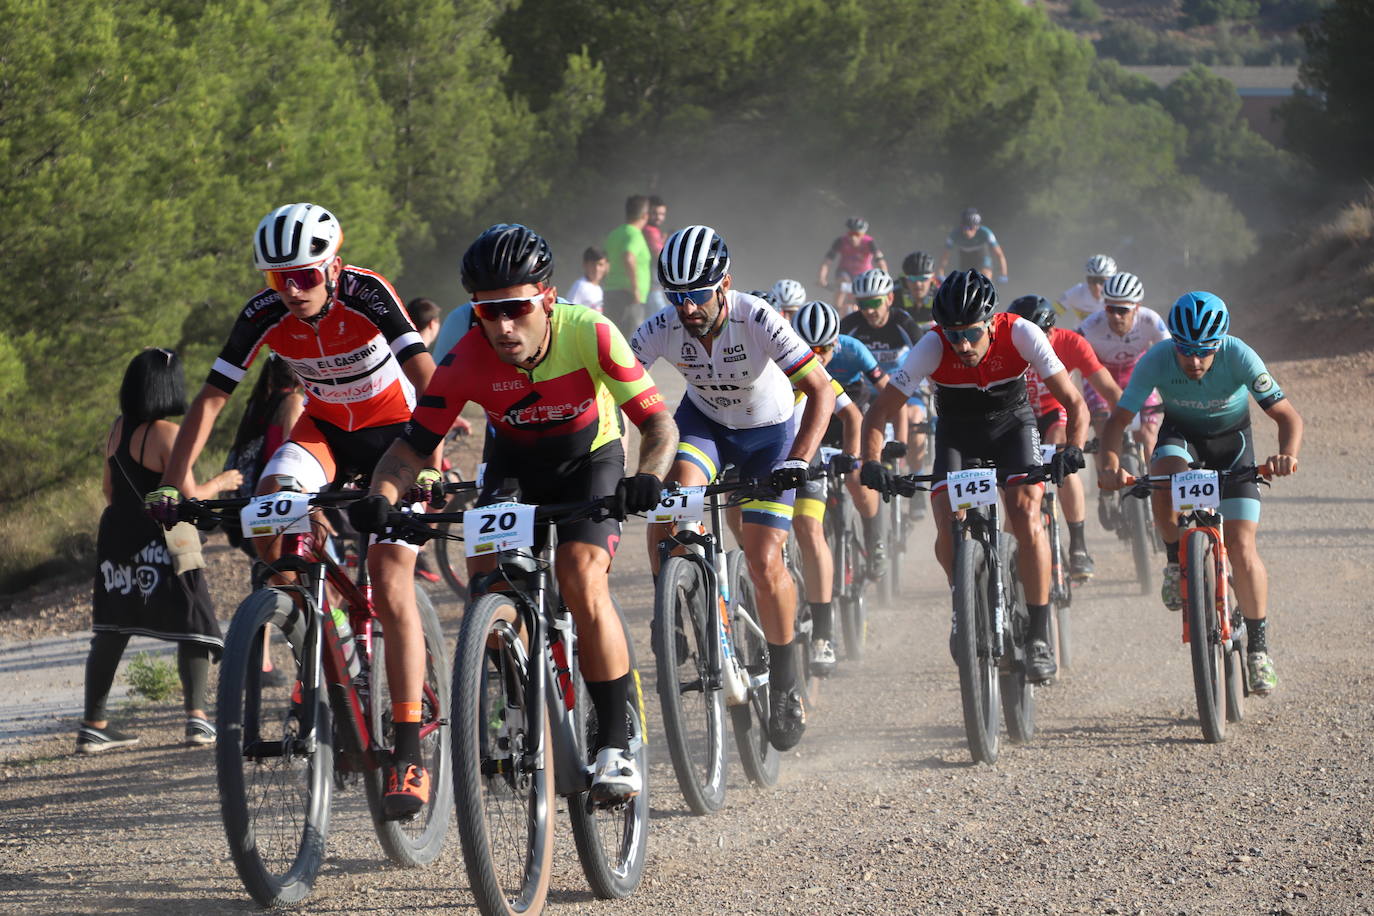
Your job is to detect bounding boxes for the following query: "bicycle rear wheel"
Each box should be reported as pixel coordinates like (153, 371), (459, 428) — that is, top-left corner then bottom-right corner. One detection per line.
(1122, 452), (1155, 595)
(365, 585), (453, 866)
(998, 538), (1036, 745)
(1185, 534), (1226, 743)
(451, 593), (554, 915)
(1224, 603), (1247, 723)
(569, 601), (650, 900)
(434, 488), (478, 599)
(839, 521), (869, 661)
(1045, 504), (1073, 671)
(952, 533), (1000, 765)
(727, 550), (780, 787)
(651, 556), (727, 816)
(880, 496), (898, 604)
(217, 588), (333, 908)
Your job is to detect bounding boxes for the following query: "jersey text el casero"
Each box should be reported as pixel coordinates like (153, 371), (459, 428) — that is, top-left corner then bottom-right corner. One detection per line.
(1027, 326), (1104, 416)
(890, 312), (1064, 417)
(1120, 336), (1284, 435)
(403, 304), (665, 460)
(208, 266), (426, 432)
(630, 291), (823, 429)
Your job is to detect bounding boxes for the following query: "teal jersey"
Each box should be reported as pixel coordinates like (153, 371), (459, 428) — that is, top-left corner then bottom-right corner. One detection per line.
(1120, 336), (1284, 434)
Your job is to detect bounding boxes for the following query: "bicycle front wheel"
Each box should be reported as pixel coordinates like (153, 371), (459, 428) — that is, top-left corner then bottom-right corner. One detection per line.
(365, 584), (453, 866)
(1122, 453), (1155, 595)
(952, 534), (1000, 765)
(727, 550), (781, 787)
(1185, 534), (1226, 743)
(1045, 503), (1072, 671)
(998, 538), (1036, 745)
(569, 601), (650, 899)
(452, 593), (554, 916)
(651, 556), (727, 816)
(840, 519), (869, 660)
(217, 588), (333, 908)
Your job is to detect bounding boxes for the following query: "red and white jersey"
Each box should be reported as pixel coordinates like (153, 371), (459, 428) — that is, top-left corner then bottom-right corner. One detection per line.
(890, 312), (1064, 416)
(1027, 327), (1103, 416)
(208, 266), (427, 431)
(1077, 307), (1170, 386)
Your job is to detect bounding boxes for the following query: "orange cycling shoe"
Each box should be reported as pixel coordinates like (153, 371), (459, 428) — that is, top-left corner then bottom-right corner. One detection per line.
(383, 763), (430, 820)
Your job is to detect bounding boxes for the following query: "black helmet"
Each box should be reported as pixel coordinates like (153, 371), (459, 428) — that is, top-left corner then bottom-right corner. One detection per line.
(931, 270), (997, 327)
(846, 216), (869, 234)
(1008, 294), (1055, 332)
(901, 251), (935, 278)
(460, 223), (554, 293)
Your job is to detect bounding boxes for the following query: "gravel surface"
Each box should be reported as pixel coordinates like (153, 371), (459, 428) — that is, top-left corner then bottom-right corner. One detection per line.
(1, 353), (1371, 914)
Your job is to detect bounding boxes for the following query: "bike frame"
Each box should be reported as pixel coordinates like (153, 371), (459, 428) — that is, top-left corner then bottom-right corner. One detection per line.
(1176, 512), (1231, 646)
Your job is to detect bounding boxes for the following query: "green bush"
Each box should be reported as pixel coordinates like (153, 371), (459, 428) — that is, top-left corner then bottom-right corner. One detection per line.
(1183, 0), (1261, 26)
(1068, 0), (1102, 22)
(126, 652), (179, 703)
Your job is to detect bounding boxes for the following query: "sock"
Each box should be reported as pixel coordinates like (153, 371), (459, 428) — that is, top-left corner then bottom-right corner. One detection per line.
(768, 641), (796, 693)
(811, 602), (834, 641)
(586, 674), (630, 751)
(1165, 540), (1180, 564)
(1068, 521), (1086, 553)
(1028, 603), (1052, 644)
(1245, 617), (1268, 653)
(392, 701), (422, 767)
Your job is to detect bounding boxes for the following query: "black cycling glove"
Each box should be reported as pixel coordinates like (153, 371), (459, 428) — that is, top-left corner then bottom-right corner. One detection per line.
(860, 460), (893, 497)
(347, 494), (392, 535)
(1049, 445), (1086, 485)
(616, 473), (663, 515)
(770, 459), (810, 492)
(830, 453), (858, 474)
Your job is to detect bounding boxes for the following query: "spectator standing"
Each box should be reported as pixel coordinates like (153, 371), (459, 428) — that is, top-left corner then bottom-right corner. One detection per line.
(604, 194), (652, 332)
(567, 246), (609, 311)
(407, 297), (443, 349)
(643, 196), (668, 261)
(80, 349), (243, 754)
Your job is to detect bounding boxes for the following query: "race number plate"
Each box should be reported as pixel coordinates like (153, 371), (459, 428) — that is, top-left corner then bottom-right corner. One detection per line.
(241, 491), (313, 537)
(945, 468), (997, 510)
(464, 501), (536, 557)
(650, 486), (706, 524)
(1040, 444), (1058, 465)
(1171, 469), (1220, 512)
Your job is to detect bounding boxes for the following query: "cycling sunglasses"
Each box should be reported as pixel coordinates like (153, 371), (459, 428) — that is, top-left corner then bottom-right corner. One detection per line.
(942, 324), (987, 345)
(666, 286), (718, 308)
(1105, 304), (1136, 315)
(811, 344), (834, 355)
(472, 293), (544, 322)
(1174, 341), (1219, 358)
(856, 296), (887, 310)
(904, 274), (933, 283)
(265, 265), (328, 293)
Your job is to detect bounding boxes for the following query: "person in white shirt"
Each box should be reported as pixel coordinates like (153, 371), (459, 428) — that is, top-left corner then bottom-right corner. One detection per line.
(1055, 253), (1117, 325)
(566, 246), (609, 312)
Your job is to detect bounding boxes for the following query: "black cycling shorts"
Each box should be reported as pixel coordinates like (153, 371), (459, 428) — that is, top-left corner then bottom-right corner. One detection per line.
(1153, 419), (1261, 508)
(932, 404), (1042, 492)
(477, 442), (625, 557)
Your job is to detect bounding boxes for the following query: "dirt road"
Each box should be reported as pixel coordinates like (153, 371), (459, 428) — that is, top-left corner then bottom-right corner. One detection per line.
(1, 352), (1371, 914)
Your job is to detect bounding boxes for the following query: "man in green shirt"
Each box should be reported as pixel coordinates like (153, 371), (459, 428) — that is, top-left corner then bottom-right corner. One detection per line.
(604, 194), (651, 333)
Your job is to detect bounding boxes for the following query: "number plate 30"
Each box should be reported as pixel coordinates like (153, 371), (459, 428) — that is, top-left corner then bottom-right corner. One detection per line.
(241, 491), (313, 538)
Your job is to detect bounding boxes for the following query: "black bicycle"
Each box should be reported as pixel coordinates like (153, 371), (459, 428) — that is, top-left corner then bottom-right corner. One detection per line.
(1039, 446), (1074, 671)
(388, 490), (649, 914)
(818, 451), (871, 661)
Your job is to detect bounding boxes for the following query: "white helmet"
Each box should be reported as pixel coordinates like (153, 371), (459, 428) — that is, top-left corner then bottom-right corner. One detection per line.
(1102, 271), (1144, 303)
(658, 225), (730, 291)
(1084, 254), (1117, 279)
(254, 203), (343, 270)
(791, 300), (839, 347)
(852, 267), (894, 298)
(771, 278), (806, 308)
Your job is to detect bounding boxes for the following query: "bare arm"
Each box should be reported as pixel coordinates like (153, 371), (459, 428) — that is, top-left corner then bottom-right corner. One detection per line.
(839, 401), (862, 457)
(400, 352), (443, 470)
(1083, 367), (1122, 412)
(875, 254), (889, 274)
(860, 384), (910, 462)
(993, 244), (1008, 278)
(817, 258), (831, 289)
(1264, 399), (1303, 475)
(937, 248), (950, 275)
(633, 411), (678, 480)
(1097, 406), (1136, 487)
(162, 384), (231, 493)
(1043, 369), (1088, 449)
(789, 370), (837, 462)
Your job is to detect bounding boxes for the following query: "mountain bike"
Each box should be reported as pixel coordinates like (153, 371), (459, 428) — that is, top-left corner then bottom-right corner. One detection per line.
(892, 462), (1055, 764)
(433, 467), (479, 599)
(818, 450), (870, 661)
(1039, 445), (1073, 671)
(167, 488), (454, 907)
(651, 477), (795, 814)
(389, 490), (649, 914)
(879, 439), (910, 606)
(1121, 464), (1271, 743)
(1089, 407), (1162, 593)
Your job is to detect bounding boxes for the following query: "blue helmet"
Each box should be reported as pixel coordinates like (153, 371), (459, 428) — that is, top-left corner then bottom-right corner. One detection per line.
(1168, 291), (1230, 349)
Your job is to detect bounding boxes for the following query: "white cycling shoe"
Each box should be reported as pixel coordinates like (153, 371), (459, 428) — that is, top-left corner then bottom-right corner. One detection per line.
(590, 747), (641, 803)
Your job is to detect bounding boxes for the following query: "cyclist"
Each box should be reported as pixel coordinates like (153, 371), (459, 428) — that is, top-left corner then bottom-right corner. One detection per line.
(859, 270), (1088, 684)
(1007, 295), (1121, 580)
(839, 268), (929, 530)
(1078, 272), (1170, 473)
(1055, 253), (1116, 326)
(895, 251), (938, 325)
(352, 223), (679, 802)
(152, 202), (439, 819)
(938, 208), (1008, 282)
(817, 217), (888, 313)
(790, 300), (865, 675)
(632, 225), (837, 751)
(771, 278), (807, 322)
(1097, 292), (1302, 696)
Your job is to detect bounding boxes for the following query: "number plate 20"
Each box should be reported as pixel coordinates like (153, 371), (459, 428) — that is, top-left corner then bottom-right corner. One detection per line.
(464, 502), (536, 557)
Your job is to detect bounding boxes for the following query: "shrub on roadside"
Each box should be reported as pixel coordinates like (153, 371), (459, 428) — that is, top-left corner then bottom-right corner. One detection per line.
(126, 653), (179, 703)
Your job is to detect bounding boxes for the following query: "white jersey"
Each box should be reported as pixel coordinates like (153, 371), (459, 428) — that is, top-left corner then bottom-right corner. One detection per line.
(630, 290), (823, 429)
(565, 276), (604, 312)
(1056, 281), (1104, 325)
(1077, 307), (1170, 376)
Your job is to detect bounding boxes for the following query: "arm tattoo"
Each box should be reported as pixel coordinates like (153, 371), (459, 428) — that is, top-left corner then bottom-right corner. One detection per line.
(635, 412), (678, 480)
(371, 444), (420, 502)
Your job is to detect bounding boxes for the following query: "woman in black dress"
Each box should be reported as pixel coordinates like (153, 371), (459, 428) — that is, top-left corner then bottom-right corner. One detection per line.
(79, 349), (242, 753)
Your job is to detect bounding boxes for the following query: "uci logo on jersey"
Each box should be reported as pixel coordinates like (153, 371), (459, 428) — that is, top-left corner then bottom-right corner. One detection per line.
(680, 342), (696, 359)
